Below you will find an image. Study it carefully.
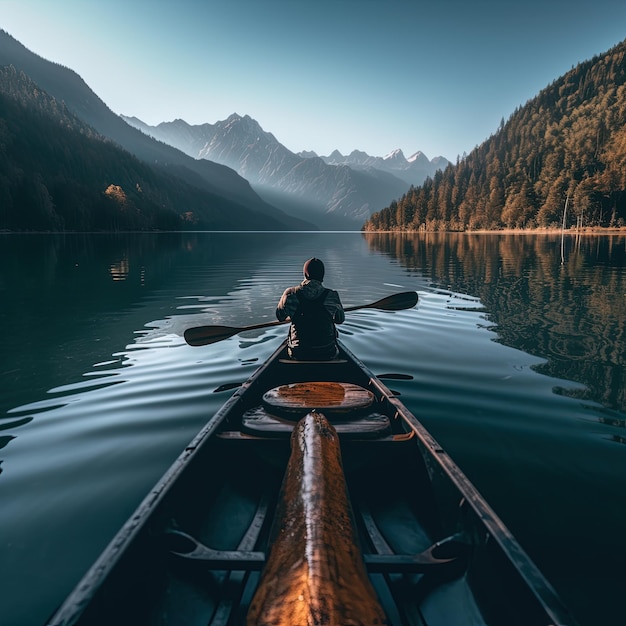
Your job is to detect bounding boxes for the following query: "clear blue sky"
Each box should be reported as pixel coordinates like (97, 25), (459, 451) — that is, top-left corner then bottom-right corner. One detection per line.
(3, 0), (626, 161)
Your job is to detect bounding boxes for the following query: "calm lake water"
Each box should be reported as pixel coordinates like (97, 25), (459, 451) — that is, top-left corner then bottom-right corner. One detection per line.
(1, 231), (625, 626)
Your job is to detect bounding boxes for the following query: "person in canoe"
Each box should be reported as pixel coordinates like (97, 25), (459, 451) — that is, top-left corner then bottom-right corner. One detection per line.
(276, 257), (345, 360)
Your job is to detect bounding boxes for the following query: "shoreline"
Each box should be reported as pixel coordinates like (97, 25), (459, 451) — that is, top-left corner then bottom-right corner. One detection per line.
(363, 227), (626, 235)
(2, 227), (626, 235)
(469, 227), (626, 235)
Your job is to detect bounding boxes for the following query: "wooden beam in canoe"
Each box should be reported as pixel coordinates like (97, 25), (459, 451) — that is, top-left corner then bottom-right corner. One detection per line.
(246, 411), (387, 625)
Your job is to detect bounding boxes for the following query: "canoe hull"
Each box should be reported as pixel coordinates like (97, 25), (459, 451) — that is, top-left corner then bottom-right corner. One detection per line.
(47, 340), (577, 626)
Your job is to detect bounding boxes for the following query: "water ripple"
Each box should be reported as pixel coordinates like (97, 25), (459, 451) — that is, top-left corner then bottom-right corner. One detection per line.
(1, 232), (625, 626)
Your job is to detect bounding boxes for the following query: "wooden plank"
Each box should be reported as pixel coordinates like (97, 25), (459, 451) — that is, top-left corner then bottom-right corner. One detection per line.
(278, 358), (348, 364)
(360, 503), (426, 626)
(209, 494), (270, 626)
(241, 406), (392, 439)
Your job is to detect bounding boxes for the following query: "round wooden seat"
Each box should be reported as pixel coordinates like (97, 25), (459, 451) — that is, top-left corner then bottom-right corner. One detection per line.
(262, 382), (375, 418)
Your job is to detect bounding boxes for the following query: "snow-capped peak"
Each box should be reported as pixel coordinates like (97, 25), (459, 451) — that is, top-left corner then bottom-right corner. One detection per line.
(383, 148), (406, 162)
(407, 151), (427, 163)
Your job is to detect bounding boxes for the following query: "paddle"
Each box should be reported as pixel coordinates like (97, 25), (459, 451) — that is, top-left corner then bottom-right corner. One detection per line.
(183, 291), (418, 347)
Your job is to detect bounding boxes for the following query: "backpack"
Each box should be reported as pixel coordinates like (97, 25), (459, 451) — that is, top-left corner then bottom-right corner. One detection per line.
(292, 288), (336, 346)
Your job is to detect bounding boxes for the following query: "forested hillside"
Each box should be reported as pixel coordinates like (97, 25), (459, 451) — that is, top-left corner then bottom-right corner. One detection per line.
(0, 66), (295, 232)
(364, 39), (626, 231)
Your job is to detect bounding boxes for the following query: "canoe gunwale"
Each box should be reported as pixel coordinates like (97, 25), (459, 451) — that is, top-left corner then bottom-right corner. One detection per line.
(343, 342), (577, 626)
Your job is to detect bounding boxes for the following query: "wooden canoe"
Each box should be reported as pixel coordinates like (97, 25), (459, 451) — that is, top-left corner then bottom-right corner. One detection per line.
(47, 339), (578, 626)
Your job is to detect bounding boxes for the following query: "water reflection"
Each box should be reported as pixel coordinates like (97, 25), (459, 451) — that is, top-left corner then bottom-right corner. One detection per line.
(363, 232), (626, 413)
(1, 231), (625, 626)
(0, 232), (291, 419)
(109, 257), (130, 281)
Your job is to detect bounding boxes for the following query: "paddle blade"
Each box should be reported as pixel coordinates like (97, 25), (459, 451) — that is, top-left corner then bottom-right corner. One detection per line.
(184, 325), (241, 347)
(348, 291), (418, 312)
(377, 291), (418, 311)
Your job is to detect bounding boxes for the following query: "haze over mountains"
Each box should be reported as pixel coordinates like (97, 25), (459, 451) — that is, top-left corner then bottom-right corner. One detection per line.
(315, 148), (450, 186)
(0, 29), (312, 231)
(0, 28), (448, 232)
(122, 115), (449, 229)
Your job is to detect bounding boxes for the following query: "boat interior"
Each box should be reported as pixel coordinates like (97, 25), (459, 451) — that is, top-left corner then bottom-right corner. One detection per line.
(53, 347), (571, 626)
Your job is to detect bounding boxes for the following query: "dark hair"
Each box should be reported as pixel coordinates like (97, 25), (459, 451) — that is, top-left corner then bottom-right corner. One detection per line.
(303, 257), (324, 280)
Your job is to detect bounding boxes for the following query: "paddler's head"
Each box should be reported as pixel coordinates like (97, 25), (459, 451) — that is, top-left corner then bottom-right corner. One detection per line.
(303, 257), (325, 281)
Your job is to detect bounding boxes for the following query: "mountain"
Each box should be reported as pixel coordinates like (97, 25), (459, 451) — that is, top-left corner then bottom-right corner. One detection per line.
(364, 38), (626, 232)
(0, 66), (301, 231)
(309, 148), (449, 187)
(0, 29), (311, 231)
(122, 114), (414, 229)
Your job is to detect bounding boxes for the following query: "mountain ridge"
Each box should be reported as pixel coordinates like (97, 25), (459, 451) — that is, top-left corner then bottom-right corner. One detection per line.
(122, 113), (448, 228)
(0, 29), (311, 231)
(0, 65), (301, 231)
(307, 146), (448, 186)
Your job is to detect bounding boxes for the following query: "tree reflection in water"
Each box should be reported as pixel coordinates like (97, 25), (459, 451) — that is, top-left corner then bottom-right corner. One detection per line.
(363, 231), (626, 414)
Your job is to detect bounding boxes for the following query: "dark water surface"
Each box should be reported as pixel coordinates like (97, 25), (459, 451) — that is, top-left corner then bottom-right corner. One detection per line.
(1, 231), (624, 626)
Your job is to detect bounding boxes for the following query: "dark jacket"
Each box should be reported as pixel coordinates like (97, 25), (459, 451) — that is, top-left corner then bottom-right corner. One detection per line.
(276, 279), (345, 358)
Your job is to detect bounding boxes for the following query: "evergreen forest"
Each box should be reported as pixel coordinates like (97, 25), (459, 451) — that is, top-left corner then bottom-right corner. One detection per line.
(363, 39), (626, 232)
(0, 66), (286, 232)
